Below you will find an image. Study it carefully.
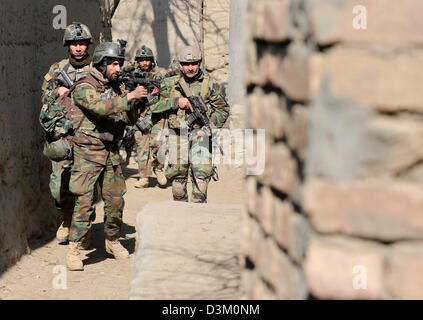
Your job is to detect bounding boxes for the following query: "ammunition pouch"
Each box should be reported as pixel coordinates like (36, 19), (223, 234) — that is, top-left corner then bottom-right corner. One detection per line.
(135, 118), (151, 134)
(168, 109), (187, 129)
(43, 136), (73, 162)
(99, 114), (127, 143)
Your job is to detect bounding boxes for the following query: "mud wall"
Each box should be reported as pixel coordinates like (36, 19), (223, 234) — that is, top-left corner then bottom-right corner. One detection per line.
(0, 0), (111, 271)
(111, 0), (229, 84)
(242, 0), (423, 299)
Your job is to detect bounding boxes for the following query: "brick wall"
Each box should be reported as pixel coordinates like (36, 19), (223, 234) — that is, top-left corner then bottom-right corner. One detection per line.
(0, 0), (110, 271)
(242, 0), (423, 299)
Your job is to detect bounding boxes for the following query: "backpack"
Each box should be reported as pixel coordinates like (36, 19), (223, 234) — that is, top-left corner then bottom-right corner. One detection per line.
(39, 76), (101, 161)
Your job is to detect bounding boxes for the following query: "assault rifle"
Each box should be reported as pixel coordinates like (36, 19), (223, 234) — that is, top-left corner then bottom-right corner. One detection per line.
(118, 66), (160, 135)
(118, 66), (161, 97)
(51, 69), (74, 90)
(135, 113), (152, 135)
(178, 77), (210, 131)
(178, 77), (224, 159)
(59, 69), (74, 88)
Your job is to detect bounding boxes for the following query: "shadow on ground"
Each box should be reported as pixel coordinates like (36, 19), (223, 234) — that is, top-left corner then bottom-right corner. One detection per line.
(83, 222), (136, 266)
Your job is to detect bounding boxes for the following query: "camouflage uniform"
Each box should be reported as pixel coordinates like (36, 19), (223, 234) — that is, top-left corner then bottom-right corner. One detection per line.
(151, 69), (229, 202)
(68, 66), (138, 243)
(42, 58), (91, 209)
(130, 63), (167, 181)
(40, 23), (93, 239)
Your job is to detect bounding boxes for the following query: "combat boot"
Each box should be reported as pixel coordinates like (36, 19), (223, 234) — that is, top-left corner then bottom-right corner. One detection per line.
(56, 212), (72, 244)
(105, 239), (129, 260)
(66, 241), (84, 271)
(153, 167), (167, 186)
(135, 177), (149, 188)
(56, 222), (69, 243)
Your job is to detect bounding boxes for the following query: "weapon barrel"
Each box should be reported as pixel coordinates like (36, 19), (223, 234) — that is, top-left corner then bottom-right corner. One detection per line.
(60, 70), (74, 87)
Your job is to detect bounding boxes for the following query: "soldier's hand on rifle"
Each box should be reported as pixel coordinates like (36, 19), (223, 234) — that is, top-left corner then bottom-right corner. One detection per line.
(178, 97), (193, 112)
(127, 85), (148, 102)
(57, 86), (70, 97)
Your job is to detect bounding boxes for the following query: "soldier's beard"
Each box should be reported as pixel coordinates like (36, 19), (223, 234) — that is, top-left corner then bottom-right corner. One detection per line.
(106, 71), (119, 83)
(183, 70), (200, 82)
(106, 75), (117, 83)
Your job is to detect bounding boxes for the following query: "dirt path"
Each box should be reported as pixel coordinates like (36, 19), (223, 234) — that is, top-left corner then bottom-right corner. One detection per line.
(0, 160), (244, 300)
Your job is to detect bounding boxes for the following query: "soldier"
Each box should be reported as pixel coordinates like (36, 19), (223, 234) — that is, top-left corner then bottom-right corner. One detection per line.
(40, 22), (93, 246)
(127, 45), (167, 188)
(150, 46), (229, 203)
(66, 41), (148, 271)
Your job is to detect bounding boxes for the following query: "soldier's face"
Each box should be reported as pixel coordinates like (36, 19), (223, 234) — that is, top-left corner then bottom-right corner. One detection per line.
(106, 60), (123, 82)
(69, 40), (89, 59)
(138, 59), (152, 71)
(181, 61), (200, 78)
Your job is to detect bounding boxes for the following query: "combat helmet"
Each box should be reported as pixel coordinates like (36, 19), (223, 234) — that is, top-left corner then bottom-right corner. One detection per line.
(177, 46), (203, 78)
(178, 46), (202, 63)
(135, 45), (155, 60)
(92, 41), (126, 66)
(63, 22), (93, 46)
(135, 45), (156, 69)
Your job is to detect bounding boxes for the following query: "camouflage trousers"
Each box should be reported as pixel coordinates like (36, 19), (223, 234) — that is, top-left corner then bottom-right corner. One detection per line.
(149, 118), (168, 172)
(134, 119), (169, 179)
(166, 129), (213, 203)
(68, 155), (126, 242)
(49, 160), (75, 224)
(134, 130), (152, 178)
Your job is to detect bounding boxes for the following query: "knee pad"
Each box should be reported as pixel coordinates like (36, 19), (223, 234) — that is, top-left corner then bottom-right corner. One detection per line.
(172, 178), (188, 202)
(192, 178), (208, 203)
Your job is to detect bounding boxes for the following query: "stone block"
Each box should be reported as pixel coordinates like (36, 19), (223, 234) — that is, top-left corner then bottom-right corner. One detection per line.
(307, 0), (423, 46)
(129, 201), (242, 300)
(254, 185), (274, 236)
(280, 42), (310, 101)
(265, 143), (300, 201)
(305, 236), (385, 300)
(385, 242), (423, 299)
(245, 176), (257, 215)
(273, 198), (310, 264)
(311, 48), (423, 112)
(250, 271), (277, 300)
(256, 42), (310, 102)
(285, 103), (309, 161)
(304, 179), (423, 241)
(244, 41), (260, 87)
(242, 213), (265, 269)
(307, 86), (423, 179)
(248, 87), (285, 139)
(252, 0), (294, 42)
(259, 237), (307, 299)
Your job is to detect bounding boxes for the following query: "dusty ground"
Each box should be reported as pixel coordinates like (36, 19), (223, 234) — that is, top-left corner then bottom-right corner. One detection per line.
(0, 158), (244, 300)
